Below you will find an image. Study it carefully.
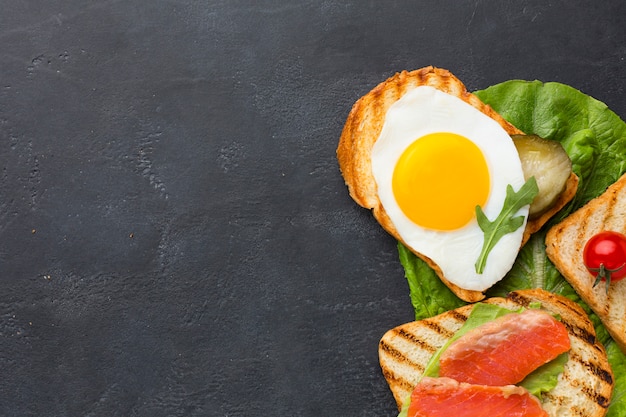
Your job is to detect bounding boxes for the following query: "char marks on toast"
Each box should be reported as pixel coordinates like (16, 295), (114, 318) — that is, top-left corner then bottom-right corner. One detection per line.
(379, 289), (613, 417)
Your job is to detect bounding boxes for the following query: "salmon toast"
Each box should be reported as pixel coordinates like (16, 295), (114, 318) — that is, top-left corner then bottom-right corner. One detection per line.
(379, 289), (613, 417)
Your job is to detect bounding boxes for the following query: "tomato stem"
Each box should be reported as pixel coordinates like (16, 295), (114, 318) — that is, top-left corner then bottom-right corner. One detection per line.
(589, 262), (626, 294)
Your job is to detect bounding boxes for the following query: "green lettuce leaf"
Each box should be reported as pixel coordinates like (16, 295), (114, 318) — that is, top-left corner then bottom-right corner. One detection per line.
(520, 353), (568, 399)
(485, 231), (580, 300)
(475, 80), (626, 217)
(397, 80), (626, 414)
(606, 341), (626, 417)
(399, 242), (465, 321)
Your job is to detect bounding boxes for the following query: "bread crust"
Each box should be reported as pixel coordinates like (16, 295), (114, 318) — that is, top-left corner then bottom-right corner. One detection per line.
(379, 289), (614, 417)
(546, 172), (626, 353)
(338, 67), (578, 302)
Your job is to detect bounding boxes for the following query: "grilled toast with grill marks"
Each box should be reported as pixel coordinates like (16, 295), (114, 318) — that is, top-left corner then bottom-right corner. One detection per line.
(546, 172), (626, 353)
(337, 66), (578, 303)
(379, 289), (614, 417)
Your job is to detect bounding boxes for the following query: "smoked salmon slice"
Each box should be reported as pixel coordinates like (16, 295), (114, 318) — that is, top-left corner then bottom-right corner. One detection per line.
(407, 377), (548, 417)
(439, 309), (570, 386)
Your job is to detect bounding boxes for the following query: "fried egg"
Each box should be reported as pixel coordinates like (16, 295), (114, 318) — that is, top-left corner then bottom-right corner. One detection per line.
(371, 86), (528, 292)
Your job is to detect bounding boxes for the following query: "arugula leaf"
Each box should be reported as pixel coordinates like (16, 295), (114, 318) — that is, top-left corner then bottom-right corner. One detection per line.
(475, 177), (538, 274)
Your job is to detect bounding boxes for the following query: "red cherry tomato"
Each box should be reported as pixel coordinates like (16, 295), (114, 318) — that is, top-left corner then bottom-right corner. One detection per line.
(583, 231), (626, 291)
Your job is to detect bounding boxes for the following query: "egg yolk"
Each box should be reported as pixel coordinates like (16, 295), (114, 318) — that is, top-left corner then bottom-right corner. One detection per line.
(392, 132), (490, 230)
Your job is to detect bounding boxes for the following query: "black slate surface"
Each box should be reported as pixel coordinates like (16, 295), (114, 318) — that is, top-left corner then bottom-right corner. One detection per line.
(1, 1), (624, 416)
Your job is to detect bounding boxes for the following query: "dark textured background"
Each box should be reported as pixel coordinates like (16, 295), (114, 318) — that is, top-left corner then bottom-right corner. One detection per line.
(1, 1), (624, 416)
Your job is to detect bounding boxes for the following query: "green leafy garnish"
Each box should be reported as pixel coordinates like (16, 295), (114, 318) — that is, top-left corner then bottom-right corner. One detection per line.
(605, 342), (626, 417)
(399, 242), (465, 321)
(520, 353), (568, 399)
(475, 177), (539, 274)
(485, 232), (580, 299)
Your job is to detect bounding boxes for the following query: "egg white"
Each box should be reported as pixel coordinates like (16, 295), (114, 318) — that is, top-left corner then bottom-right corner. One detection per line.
(371, 86), (528, 292)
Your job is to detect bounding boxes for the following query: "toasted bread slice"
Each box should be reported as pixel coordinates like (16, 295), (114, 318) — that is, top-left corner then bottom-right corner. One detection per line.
(337, 66), (578, 302)
(546, 173), (626, 353)
(379, 289), (613, 417)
